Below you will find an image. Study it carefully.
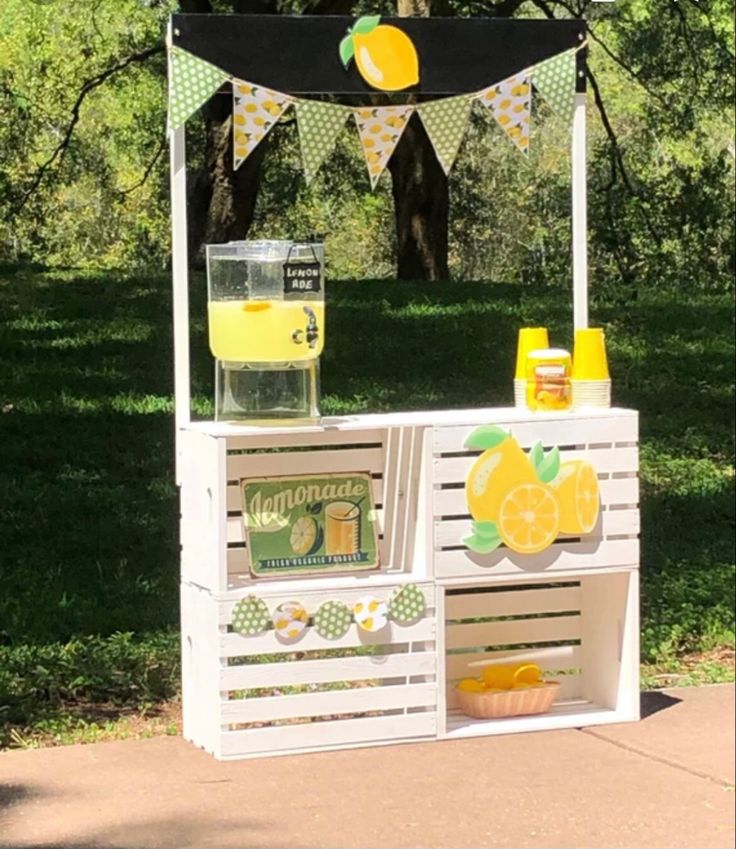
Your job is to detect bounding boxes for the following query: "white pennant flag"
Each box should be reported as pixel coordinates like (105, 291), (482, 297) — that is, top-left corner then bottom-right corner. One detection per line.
(232, 80), (292, 170)
(353, 105), (414, 188)
(477, 73), (531, 154)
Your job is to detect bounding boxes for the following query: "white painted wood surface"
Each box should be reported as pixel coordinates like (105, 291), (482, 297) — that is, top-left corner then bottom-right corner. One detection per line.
(179, 408), (640, 759)
(572, 90), (589, 331)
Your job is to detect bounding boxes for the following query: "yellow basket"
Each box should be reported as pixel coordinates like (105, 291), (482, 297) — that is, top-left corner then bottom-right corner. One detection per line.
(455, 681), (560, 719)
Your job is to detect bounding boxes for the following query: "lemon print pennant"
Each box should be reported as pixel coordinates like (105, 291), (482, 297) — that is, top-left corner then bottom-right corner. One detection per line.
(232, 80), (293, 170)
(296, 100), (350, 184)
(417, 95), (473, 175)
(353, 105), (414, 188)
(478, 73), (531, 155)
(168, 48), (229, 131)
(340, 16), (419, 92)
(532, 49), (577, 125)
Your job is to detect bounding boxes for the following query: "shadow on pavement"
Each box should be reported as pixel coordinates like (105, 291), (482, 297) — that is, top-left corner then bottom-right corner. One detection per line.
(640, 689), (682, 719)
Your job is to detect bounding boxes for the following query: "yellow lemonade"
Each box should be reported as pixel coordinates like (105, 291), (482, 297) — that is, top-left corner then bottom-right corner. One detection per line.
(207, 299), (324, 362)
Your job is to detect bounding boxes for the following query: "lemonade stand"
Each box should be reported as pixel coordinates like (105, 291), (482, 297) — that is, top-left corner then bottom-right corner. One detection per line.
(169, 13), (640, 760)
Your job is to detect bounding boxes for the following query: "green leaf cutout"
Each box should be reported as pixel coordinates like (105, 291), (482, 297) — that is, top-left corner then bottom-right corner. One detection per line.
(464, 425), (509, 451)
(339, 35), (355, 67)
(463, 529), (502, 554)
(351, 15), (382, 35)
(473, 520), (499, 540)
(529, 440), (544, 471)
(536, 446), (561, 483)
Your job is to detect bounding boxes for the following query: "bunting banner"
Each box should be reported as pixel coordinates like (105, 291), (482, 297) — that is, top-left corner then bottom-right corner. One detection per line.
(232, 81), (293, 171)
(168, 48), (229, 132)
(296, 100), (350, 184)
(417, 94), (474, 175)
(353, 105), (414, 187)
(166, 42), (587, 185)
(477, 73), (531, 154)
(532, 49), (577, 124)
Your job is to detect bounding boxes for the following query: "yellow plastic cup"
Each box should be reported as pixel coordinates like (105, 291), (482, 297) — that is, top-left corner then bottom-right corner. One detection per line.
(573, 328), (610, 380)
(515, 327), (549, 379)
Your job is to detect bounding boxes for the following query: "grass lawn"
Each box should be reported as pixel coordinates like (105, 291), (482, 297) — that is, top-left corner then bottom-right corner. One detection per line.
(1, 265), (733, 747)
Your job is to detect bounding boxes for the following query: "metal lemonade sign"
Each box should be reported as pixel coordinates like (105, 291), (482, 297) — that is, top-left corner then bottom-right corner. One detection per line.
(241, 473), (380, 577)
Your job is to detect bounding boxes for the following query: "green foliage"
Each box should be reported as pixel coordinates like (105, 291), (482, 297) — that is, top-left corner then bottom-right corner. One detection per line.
(0, 631), (180, 746)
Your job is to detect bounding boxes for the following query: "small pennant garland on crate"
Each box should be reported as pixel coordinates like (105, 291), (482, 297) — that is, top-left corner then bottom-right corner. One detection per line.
(167, 42), (584, 184)
(231, 585), (428, 639)
(388, 583), (426, 624)
(314, 600), (353, 640)
(231, 595), (270, 636)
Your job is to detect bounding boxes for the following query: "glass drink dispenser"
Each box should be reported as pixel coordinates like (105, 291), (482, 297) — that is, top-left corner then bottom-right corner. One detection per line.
(206, 240), (324, 422)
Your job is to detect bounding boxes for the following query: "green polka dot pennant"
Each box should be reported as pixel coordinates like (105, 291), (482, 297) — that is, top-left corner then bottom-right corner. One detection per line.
(388, 584), (426, 625)
(532, 49), (577, 125)
(231, 595), (270, 636)
(417, 94), (473, 175)
(296, 100), (350, 184)
(313, 600), (352, 640)
(168, 48), (229, 132)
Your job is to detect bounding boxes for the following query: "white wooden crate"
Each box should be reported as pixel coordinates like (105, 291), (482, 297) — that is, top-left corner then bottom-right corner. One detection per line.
(437, 570), (640, 738)
(179, 422), (431, 592)
(432, 411), (639, 581)
(181, 580), (438, 760)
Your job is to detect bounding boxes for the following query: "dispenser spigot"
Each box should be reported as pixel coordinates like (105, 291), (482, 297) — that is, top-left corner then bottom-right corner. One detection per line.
(303, 306), (319, 349)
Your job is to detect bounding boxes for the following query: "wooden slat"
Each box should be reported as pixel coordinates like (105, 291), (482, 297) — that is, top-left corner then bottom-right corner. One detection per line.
(227, 447), (384, 481)
(434, 537), (639, 579)
(435, 509), (639, 549)
(220, 682), (436, 723)
(227, 478), (385, 512)
(433, 415), (638, 454)
(219, 712), (437, 757)
(221, 650), (437, 690)
(433, 446), (638, 485)
(220, 618), (436, 657)
(433, 476), (638, 516)
(444, 645), (581, 680)
(444, 586), (581, 620)
(445, 614), (580, 650)
(225, 428), (386, 452)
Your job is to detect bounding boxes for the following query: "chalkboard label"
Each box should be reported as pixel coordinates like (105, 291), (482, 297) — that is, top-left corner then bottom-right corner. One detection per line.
(283, 262), (322, 295)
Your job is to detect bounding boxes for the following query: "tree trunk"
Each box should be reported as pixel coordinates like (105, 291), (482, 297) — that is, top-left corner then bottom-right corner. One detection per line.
(390, 0), (450, 280)
(387, 115), (449, 279)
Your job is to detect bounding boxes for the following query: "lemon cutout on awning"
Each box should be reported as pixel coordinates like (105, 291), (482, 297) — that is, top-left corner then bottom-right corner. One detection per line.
(339, 16), (419, 92)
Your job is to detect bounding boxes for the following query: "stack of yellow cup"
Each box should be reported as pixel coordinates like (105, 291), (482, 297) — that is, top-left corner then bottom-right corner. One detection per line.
(514, 327), (549, 408)
(572, 328), (611, 408)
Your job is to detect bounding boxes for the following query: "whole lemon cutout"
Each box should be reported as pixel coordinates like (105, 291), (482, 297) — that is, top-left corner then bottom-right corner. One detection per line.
(340, 16), (419, 92)
(466, 433), (537, 523)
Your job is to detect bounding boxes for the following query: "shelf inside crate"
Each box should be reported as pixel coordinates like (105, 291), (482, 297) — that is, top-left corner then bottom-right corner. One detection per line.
(444, 699), (620, 738)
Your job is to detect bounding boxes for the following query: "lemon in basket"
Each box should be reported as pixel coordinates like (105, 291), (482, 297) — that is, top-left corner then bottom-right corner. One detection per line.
(457, 678), (485, 693)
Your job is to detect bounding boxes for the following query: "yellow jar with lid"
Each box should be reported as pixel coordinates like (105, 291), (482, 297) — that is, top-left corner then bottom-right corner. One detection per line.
(525, 348), (572, 411)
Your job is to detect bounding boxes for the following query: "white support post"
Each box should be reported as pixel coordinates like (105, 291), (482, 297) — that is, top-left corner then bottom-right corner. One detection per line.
(571, 91), (588, 331)
(169, 123), (191, 484)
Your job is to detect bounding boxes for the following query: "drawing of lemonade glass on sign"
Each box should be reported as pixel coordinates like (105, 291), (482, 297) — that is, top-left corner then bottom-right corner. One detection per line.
(463, 426), (600, 555)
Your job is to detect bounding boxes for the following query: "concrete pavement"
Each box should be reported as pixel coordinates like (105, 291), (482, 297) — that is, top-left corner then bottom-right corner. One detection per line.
(1, 684), (733, 849)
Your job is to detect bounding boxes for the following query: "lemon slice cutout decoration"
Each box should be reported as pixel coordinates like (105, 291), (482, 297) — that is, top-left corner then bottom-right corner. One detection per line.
(497, 482), (560, 554)
(339, 16), (419, 92)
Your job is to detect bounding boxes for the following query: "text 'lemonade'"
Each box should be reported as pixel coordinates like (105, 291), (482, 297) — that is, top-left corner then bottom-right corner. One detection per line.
(207, 299), (325, 362)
